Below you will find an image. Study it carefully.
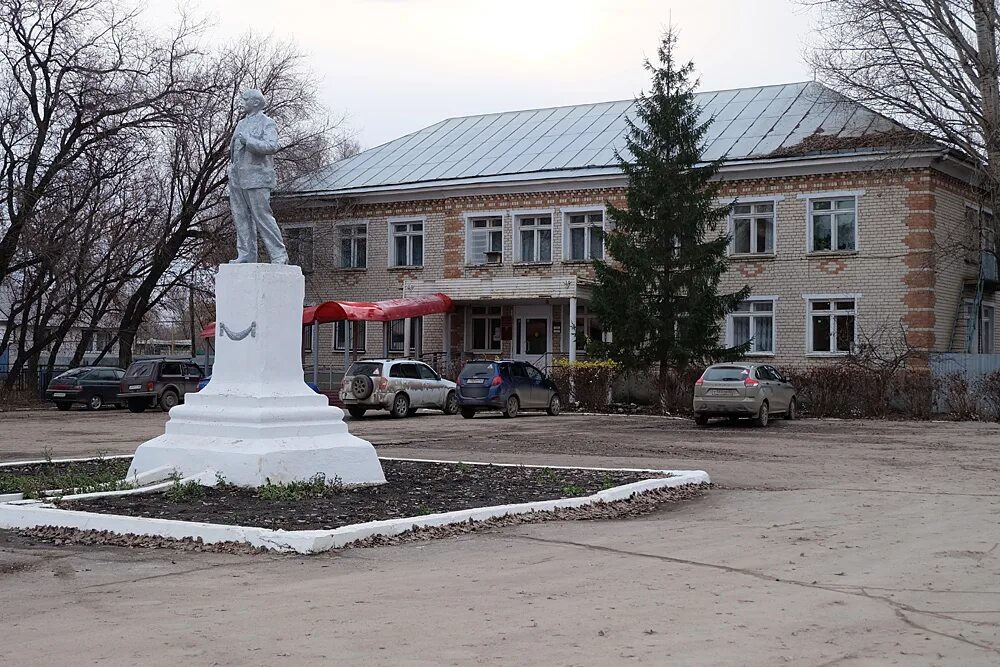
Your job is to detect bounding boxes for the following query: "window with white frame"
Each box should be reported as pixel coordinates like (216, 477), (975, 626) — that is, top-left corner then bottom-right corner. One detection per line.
(516, 215), (552, 263)
(809, 197), (856, 252)
(388, 318), (422, 352)
(731, 202), (775, 255)
(390, 220), (423, 267)
(333, 321), (366, 352)
(467, 216), (503, 265)
(574, 305), (603, 352)
(470, 306), (502, 352)
(286, 227), (314, 272)
(729, 300), (775, 354)
(982, 304), (995, 354)
(808, 298), (856, 354)
(565, 211), (604, 261)
(965, 301), (996, 354)
(339, 224), (367, 268)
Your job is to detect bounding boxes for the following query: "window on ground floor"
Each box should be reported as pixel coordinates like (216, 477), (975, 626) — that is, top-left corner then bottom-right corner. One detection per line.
(575, 305), (603, 352)
(302, 324), (313, 353)
(965, 301), (996, 354)
(808, 298), (856, 354)
(728, 299), (775, 354)
(470, 306), (502, 352)
(333, 321), (366, 352)
(388, 317), (422, 353)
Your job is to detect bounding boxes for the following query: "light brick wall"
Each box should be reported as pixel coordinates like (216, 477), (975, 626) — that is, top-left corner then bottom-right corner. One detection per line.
(278, 167), (980, 370)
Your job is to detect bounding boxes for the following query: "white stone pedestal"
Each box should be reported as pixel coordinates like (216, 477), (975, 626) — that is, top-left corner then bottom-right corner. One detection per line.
(128, 263), (385, 487)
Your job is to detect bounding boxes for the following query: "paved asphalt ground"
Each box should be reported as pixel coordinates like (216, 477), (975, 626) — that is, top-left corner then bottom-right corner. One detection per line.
(1, 408), (1000, 665)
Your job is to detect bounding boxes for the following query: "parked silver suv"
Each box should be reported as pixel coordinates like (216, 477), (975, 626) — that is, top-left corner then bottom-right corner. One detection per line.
(339, 359), (459, 419)
(692, 363), (797, 427)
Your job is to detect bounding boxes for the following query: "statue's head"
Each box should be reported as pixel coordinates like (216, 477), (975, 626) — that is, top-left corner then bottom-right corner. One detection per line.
(241, 89), (266, 114)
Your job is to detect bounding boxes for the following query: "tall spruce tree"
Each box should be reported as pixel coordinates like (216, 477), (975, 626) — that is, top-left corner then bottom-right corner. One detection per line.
(591, 29), (750, 396)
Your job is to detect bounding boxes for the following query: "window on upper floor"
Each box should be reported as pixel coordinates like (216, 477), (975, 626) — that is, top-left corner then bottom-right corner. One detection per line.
(565, 211), (604, 261)
(728, 299), (775, 355)
(467, 216), (504, 265)
(390, 220), (423, 267)
(731, 202), (775, 255)
(515, 215), (552, 263)
(470, 306), (502, 352)
(809, 197), (856, 252)
(339, 224), (367, 268)
(808, 298), (856, 354)
(286, 227), (314, 272)
(333, 321), (366, 352)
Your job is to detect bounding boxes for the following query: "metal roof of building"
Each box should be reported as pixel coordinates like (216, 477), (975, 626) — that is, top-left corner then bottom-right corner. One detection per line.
(286, 81), (925, 197)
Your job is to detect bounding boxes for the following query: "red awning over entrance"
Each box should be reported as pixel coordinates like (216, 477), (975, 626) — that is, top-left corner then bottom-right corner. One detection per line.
(200, 293), (453, 338)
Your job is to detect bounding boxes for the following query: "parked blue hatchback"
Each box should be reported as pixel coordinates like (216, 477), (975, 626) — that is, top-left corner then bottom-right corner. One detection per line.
(455, 360), (561, 419)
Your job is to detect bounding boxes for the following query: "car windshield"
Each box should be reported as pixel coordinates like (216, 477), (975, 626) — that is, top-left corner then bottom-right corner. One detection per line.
(347, 362), (381, 377)
(703, 366), (750, 382)
(54, 368), (88, 379)
(459, 362), (495, 380)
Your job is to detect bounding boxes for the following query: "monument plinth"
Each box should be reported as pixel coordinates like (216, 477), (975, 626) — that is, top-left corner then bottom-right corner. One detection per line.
(127, 263), (385, 487)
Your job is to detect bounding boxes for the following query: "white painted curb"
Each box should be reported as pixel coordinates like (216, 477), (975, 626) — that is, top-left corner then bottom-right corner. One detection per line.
(0, 462), (709, 554)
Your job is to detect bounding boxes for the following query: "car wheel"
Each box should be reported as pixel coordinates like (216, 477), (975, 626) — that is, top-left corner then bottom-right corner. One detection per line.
(502, 395), (520, 418)
(351, 375), (374, 400)
(695, 414), (709, 426)
(127, 399), (148, 413)
(86, 394), (103, 411)
(461, 408), (476, 419)
(547, 394), (561, 416)
(347, 406), (367, 419)
(159, 390), (179, 412)
(754, 401), (769, 427)
(55, 401), (72, 412)
(785, 397), (797, 420)
(390, 393), (410, 419)
(443, 391), (459, 415)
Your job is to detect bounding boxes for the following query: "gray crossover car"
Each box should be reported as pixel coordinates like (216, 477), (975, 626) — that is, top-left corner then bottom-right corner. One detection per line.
(692, 363), (797, 427)
(339, 359), (459, 419)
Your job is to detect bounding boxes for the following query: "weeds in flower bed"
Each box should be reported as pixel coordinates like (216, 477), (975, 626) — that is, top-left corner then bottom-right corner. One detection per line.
(255, 474), (343, 501)
(0, 457), (131, 498)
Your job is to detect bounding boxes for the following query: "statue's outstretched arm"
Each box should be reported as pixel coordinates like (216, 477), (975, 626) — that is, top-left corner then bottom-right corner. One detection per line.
(244, 122), (278, 156)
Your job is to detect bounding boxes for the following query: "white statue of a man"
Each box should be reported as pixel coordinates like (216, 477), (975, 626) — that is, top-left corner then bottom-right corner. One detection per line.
(228, 89), (288, 264)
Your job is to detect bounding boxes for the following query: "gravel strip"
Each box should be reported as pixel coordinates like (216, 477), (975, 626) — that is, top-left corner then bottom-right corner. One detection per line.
(17, 483), (710, 554)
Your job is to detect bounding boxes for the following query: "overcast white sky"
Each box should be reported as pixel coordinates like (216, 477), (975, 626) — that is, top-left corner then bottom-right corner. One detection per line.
(145, 0), (816, 149)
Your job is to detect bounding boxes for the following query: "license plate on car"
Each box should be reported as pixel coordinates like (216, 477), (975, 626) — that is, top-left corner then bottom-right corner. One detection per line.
(128, 384), (142, 390)
(52, 392), (66, 397)
(465, 378), (486, 384)
(707, 389), (737, 396)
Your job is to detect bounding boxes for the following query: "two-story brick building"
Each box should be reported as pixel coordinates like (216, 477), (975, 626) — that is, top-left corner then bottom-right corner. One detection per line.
(275, 81), (997, 376)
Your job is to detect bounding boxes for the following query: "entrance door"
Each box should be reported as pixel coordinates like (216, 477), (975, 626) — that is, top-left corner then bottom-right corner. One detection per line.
(513, 305), (551, 368)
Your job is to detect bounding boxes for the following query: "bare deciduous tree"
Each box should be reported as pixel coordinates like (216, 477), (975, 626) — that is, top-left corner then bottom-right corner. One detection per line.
(807, 1), (1000, 194)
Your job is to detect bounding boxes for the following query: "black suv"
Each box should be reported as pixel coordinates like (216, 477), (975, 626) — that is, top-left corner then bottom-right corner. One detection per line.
(46, 366), (126, 411)
(118, 358), (205, 413)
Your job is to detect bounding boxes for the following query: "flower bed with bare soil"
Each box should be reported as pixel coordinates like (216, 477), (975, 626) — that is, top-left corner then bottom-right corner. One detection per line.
(59, 460), (667, 531)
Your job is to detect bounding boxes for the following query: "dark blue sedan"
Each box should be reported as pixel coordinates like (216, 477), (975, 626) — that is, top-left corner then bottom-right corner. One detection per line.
(455, 360), (561, 418)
